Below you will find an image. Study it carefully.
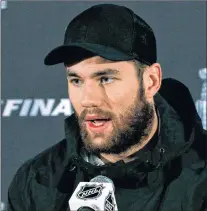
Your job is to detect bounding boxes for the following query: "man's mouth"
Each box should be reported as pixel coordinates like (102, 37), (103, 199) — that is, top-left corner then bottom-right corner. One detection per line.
(87, 119), (110, 127)
(84, 116), (112, 132)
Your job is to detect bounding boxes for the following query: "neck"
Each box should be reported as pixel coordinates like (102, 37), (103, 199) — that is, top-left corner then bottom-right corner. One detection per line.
(100, 108), (158, 164)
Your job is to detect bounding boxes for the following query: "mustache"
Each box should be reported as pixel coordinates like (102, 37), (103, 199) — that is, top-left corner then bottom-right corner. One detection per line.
(78, 108), (114, 123)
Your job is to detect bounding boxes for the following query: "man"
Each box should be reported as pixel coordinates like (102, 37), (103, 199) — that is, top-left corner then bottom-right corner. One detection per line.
(8, 4), (207, 211)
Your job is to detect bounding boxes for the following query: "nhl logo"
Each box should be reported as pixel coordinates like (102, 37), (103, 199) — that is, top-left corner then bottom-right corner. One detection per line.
(77, 184), (104, 200)
(104, 192), (115, 211)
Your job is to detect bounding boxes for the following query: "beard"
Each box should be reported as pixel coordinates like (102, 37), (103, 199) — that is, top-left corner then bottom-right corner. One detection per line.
(75, 82), (155, 155)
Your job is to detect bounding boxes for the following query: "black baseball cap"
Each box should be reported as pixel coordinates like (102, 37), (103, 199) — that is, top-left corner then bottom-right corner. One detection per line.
(44, 4), (157, 66)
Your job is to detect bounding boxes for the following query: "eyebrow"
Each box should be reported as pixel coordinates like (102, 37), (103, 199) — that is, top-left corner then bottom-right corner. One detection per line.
(66, 68), (120, 78)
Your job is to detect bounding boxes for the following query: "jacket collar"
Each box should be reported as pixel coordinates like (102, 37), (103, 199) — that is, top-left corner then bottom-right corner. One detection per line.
(63, 93), (193, 168)
(62, 93), (193, 181)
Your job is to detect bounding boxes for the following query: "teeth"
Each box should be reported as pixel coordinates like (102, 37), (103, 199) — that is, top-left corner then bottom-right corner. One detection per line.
(92, 120), (105, 126)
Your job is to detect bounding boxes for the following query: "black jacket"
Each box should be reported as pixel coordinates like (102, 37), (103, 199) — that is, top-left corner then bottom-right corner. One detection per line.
(8, 78), (207, 211)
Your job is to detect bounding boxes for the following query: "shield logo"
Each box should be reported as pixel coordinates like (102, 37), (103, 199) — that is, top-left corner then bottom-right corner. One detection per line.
(77, 184), (104, 200)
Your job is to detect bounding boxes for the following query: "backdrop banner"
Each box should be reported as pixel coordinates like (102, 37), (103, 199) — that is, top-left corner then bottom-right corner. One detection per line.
(1, 1), (206, 207)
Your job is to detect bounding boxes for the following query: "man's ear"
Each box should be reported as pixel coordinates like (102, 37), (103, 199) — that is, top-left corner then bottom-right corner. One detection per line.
(143, 63), (162, 100)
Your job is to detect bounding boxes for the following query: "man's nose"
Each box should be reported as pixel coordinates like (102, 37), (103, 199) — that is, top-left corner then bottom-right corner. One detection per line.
(81, 82), (103, 108)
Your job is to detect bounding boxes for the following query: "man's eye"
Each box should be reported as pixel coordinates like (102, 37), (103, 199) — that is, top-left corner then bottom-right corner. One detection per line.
(69, 79), (82, 86)
(100, 77), (114, 84)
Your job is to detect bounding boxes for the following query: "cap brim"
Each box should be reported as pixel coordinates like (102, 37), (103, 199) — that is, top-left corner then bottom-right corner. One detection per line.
(44, 43), (135, 66)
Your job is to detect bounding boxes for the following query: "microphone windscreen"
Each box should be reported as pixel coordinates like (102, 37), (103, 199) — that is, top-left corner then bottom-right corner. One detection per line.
(77, 207), (95, 211)
(90, 175), (115, 192)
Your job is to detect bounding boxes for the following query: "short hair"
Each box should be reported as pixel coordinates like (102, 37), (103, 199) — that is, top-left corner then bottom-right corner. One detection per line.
(132, 60), (149, 99)
(132, 60), (148, 79)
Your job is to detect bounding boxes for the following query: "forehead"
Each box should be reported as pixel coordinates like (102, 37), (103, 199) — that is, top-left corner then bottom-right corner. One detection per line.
(85, 56), (114, 64)
(66, 56), (135, 71)
(66, 56), (114, 68)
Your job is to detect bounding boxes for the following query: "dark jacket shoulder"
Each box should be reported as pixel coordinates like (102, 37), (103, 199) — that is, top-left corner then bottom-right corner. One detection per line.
(8, 139), (70, 211)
